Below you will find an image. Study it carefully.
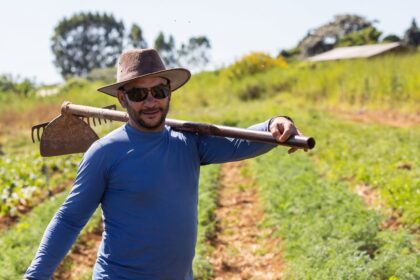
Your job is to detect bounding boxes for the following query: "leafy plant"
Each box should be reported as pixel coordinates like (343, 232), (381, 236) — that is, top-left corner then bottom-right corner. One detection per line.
(223, 52), (287, 80)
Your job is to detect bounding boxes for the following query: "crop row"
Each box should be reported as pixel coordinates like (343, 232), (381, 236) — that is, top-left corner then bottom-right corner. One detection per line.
(301, 109), (420, 228)
(0, 152), (80, 218)
(252, 150), (419, 279)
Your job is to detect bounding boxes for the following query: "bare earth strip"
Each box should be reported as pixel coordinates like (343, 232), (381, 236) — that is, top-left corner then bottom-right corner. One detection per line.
(355, 184), (403, 231)
(329, 108), (420, 127)
(209, 161), (283, 279)
(53, 225), (103, 279)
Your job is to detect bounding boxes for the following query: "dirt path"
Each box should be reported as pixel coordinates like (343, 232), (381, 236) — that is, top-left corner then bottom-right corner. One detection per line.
(209, 161), (283, 279)
(329, 108), (420, 127)
(53, 225), (103, 279)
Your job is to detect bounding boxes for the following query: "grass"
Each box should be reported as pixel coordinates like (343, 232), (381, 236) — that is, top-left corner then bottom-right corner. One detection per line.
(194, 164), (221, 279)
(0, 50), (419, 278)
(286, 52), (420, 113)
(0, 190), (69, 279)
(304, 110), (420, 227)
(252, 151), (419, 279)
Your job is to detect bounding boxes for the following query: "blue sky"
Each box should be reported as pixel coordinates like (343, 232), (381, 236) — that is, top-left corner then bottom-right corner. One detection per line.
(0, 0), (418, 84)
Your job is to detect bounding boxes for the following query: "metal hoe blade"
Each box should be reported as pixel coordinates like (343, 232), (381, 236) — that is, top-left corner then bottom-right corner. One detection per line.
(40, 113), (99, 157)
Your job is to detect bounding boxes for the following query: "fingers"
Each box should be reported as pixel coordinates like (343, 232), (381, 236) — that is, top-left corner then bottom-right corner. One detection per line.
(270, 121), (296, 143)
(270, 123), (283, 142)
(270, 117), (308, 154)
(279, 122), (295, 142)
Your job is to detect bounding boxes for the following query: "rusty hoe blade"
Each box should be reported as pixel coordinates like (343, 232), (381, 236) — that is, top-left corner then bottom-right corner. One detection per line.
(39, 113), (99, 157)
(33, 101), (315, 157)
(32, 104), (117, 143)
(31, 122), (50, 143)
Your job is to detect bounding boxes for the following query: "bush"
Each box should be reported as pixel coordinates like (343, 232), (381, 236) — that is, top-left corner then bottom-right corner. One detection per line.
(85, 67), (116, 84)
(223, 52), (287, 80)
(58, 77), (89, 95)
(0, 75), (36, 97)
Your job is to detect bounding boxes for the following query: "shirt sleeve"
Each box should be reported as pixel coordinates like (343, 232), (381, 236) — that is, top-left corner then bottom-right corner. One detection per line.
(198, 119), (277, 165)
(24, 141), (108, 279)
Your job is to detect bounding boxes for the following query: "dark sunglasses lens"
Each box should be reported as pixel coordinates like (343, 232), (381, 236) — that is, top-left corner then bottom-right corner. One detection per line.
(126, 88), (148, 102)
(151, 85), (170, 99)
(125, 84), (169, 102)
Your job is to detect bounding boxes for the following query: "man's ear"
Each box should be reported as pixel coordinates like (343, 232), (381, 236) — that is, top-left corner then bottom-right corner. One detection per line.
(117, 91), (127, 108)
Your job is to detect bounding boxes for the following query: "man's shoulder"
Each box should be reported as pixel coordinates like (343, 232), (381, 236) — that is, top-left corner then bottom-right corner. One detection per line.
(85, 126), (129, 155)
(168, 126), (200, 143)
(97, 125), (129, 145)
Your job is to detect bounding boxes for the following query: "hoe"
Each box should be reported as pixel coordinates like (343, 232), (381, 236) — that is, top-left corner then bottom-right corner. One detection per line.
(32, 101), (316, 157)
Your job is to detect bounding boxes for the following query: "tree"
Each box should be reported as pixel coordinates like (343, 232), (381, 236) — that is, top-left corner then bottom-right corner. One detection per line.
(337, 26), (382, 47)
(154, 32), (177, 67)
(403, 18), (420, 47)
(298, 14), (375, 57)
(382, 34), (401, 43)
(0, 74), (35, 96)
(177, 36), (211, 71)
(129, 24), (148, 49)
(51, 12), (125, 78)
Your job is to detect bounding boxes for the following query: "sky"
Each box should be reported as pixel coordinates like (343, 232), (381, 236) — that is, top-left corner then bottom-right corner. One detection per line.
(0, 0), (418, 85)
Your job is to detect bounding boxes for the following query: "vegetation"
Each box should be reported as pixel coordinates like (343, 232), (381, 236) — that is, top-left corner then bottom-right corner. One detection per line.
(293, 14), (375, 57)
(337, 26), (382, 47)
(282, 14), (420, 60)
(51, 12), (125, 77)
(51, 11), (212, 79)
(0, 191), (69, 279)
(128, 23), (148, 49)
(0, 49), (418, 278)
(0, 152), (79, 217)
(0, 74), (36, 97)
(403, 18), (420, 47)
(253, 151), (419, 279)
(193, 165), (221, 279)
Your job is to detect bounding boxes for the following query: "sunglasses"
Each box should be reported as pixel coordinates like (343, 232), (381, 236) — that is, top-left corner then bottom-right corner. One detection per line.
(124, 84), (170, 102)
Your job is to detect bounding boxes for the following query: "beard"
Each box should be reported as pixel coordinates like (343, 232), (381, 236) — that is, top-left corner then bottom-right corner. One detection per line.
(126, 101), (170, 131)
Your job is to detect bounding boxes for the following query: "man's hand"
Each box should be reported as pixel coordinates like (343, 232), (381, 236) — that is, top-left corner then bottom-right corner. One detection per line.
(269, 116), (307, 154)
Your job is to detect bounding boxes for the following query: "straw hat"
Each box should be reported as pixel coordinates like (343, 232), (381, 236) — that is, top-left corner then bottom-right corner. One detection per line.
(97, 48), (191, 97)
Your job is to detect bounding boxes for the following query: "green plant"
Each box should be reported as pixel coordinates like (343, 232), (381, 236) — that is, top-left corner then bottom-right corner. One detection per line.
(223, 52), (287, 80)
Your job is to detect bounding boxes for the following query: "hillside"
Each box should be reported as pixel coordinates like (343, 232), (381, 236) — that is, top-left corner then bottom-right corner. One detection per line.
(0, 51), (419, 279)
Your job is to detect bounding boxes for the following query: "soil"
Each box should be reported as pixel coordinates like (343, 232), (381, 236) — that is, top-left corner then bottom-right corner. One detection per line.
(355, 184), (402, 230)
(209, 161), (284, 279)
(53, 225), (103, 280)
(329, 108), (420, 128)
(0, 103), (58, 138)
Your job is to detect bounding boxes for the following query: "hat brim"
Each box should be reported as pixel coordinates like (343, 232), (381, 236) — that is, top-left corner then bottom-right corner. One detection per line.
(97, 68), (191, 97)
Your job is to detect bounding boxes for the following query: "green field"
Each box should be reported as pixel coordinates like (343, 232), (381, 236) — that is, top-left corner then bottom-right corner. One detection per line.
(0, 51), (419, 279)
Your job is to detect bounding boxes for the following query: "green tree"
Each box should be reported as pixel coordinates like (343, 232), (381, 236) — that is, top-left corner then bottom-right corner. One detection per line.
(337, 26), (382, 47)
(51, 12), (125, 78)
(178, 36), (211, 71)
(0, 74), (35, 96)
(403, 18), (420, 47)
(154, 31), (177, 67)
(382, 34), (401, 43)
(298, 14), (375, 56)
(129, 24), (148, 49)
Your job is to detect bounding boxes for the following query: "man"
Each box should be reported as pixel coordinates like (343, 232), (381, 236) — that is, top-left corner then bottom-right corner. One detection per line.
(25, 49), (303, 279)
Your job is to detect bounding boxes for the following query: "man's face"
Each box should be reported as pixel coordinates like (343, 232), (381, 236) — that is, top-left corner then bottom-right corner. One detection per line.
(117, 77), (171, 132)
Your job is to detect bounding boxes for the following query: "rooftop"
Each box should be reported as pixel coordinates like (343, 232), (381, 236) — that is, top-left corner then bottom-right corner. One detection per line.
(307, 42), (401, 62)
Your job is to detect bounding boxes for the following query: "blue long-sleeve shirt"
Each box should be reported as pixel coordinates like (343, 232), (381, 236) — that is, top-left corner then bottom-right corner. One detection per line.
(25, 121), (275, 279)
